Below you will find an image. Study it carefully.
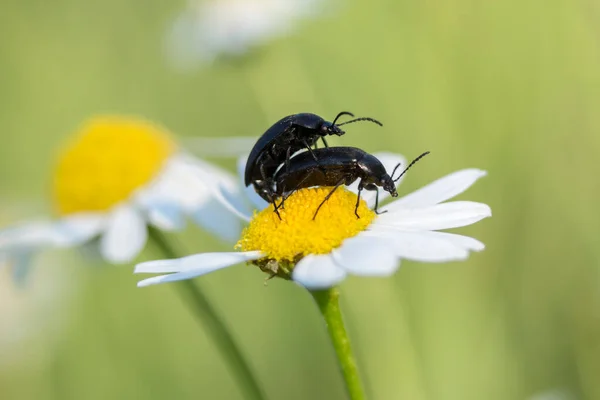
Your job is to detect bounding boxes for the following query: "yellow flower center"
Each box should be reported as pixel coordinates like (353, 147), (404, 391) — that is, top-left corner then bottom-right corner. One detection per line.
(236, 187), (375, 266)
(53, 116), (176, 215)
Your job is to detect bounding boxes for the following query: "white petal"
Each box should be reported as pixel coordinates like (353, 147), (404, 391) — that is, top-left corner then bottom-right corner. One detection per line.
(424, 231), (486, 251)
(192, 198), (241, 242)
(383, 169), (488, 212)
(100, 205), (147, 264)
(53, 213), (106, 246)
(0, 220), (61, 250)
(135, 251), (263, 287)
(139, 153), (247, 236)
(0, 214), (104, 251)
(237, 155), (269, 210)
(375, 201), (491, 231)
(363, 229), (470, 262)
(145, 202), (186, 231)
(332, 236), (399, 276)
(137, 155), (213, 211)
(292, 254), (347, 290)
(179, 153), (239, 191)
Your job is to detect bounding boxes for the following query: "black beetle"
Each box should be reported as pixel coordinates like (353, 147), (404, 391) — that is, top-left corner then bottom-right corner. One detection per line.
(244, 112), (383, 202)
(273, 147), (430, 219)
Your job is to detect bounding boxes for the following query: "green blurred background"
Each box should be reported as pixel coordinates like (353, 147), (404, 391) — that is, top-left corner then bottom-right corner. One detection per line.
(1, 0), (599, 399)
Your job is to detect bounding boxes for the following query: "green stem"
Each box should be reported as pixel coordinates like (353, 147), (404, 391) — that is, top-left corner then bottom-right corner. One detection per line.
(311, 288), (365, 400)
(148, 228), (267, 400)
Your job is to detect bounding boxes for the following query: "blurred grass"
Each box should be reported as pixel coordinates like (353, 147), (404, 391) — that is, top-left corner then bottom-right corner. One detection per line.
(1, 0), (600, 399)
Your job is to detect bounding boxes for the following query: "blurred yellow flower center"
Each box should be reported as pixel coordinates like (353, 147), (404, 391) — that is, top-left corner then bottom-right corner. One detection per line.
(236, 187), (375, 263)
(53, 116), (176, 215)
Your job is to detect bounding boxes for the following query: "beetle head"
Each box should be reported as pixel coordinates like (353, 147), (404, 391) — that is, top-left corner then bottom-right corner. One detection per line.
(320, 121), (346, 136)
(381, 174), (398, 197)
(362, 174), (397, 197)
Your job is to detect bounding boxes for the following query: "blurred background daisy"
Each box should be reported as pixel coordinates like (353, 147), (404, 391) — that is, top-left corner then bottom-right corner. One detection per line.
(2, 0), (600, 399)
(165, 0), (326, 69)
(0, 115), (242, 277)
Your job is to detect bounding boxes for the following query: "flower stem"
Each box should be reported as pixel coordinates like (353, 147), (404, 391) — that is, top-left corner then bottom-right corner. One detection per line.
(148, 228), (267, 400)
(310, 288), (365, 400)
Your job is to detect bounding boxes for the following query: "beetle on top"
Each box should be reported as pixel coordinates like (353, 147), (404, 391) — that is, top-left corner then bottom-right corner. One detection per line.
(244, 112), (429, 220)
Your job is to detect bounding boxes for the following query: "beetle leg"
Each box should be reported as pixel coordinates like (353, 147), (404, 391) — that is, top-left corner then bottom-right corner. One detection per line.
(321, 136), (329, 148)
(303, 139), (320, 162)
(273, 204), (282, 219)
(313, 177), (346, 220)
(302, 138), (328, 176)
(271, 193), (282, 219)
(274, 183), (287, 211)
(278, 191), (295, 212)
(277, 169), (317, 213)
(374, 189), (388, 215)
(354, 186), (362, 219)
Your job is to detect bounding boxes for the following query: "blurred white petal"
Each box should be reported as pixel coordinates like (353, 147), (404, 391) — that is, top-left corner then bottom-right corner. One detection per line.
(146, 202), (186, 231)
(137, 154), (213, 212)
(0, 213), (104, 252)
(100, 205), (147, 264)
(138, 153), (245, 240)
(178, 153), (239, 190)
(53, 213), (106, 246)
(0, 220), (64, 251)
(214, 183), (253, 222)
(192, 198), (242, 242)
(237, 155), (270, 210)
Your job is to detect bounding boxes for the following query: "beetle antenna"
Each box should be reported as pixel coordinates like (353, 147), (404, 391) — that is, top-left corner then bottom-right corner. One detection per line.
(331, 111), (355, 126)
(392, 151), (430, 182)
(336, 117), (383, 127)
(390, 162), (402, 178)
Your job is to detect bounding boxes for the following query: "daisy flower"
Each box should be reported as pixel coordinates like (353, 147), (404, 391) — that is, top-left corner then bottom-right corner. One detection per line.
(166, 0), (323, 68)
(0, 116), (241, 271)
(134, 152), (491, 289)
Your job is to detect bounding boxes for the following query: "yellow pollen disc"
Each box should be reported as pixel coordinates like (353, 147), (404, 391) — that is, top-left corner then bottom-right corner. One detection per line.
(236, 187), (376, 262)
(53, 116), (176, 215)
